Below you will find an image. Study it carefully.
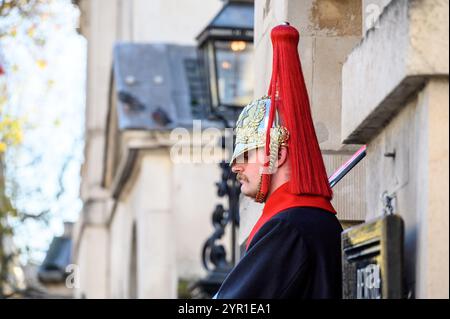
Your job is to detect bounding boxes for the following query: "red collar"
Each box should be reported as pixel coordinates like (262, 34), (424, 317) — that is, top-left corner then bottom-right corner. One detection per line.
(246, 182), (336, 250)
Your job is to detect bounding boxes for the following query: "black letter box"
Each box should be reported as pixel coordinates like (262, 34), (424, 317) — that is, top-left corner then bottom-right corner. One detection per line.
(341, 215), (404, 299)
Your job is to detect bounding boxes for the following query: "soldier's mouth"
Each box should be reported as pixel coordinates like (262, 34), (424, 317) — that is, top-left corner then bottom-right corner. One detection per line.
(237, 174), (248, 183)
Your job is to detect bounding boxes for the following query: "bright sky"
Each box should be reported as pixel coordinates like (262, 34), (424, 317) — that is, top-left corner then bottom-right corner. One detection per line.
(0, 0), (86, 264)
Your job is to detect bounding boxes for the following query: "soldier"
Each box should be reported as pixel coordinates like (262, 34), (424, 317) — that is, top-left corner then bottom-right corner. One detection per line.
(214, 23), (342, 299)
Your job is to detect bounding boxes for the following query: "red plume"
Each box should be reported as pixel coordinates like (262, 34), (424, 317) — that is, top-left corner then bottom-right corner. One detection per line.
(265, 24), (332, 199)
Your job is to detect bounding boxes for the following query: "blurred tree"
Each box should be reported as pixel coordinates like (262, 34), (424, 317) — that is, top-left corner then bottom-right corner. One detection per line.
(0, 0), (84, 298)
(0, 0), (46, 18)
(0, 160), (18, 297)
(0, 0), (26, 298)
(0, 0), (57, 298)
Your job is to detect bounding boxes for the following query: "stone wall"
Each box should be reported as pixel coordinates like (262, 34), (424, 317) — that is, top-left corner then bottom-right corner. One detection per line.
(342, 0), (449, 298)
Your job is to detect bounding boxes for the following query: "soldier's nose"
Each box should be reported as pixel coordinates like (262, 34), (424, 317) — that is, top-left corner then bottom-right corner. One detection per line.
(231, 164), (242, 174)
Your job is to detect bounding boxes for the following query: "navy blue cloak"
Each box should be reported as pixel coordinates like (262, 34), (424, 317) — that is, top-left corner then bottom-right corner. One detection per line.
(215, 207), (343, 299)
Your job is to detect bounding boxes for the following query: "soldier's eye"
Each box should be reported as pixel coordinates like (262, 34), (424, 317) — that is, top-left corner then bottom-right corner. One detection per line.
(235, 151), (250, 164)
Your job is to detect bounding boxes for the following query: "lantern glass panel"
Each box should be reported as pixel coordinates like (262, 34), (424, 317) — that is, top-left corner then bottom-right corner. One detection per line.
(214, 40), (254, 107)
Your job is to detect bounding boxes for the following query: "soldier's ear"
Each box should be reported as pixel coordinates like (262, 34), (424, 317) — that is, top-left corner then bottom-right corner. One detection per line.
(277, 146), (289, 168)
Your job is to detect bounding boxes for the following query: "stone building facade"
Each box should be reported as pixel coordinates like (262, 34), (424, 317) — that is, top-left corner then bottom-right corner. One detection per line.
(72, 0), (226, 299)
(341, 0), (448, 299)
(246, 0), (448, 298)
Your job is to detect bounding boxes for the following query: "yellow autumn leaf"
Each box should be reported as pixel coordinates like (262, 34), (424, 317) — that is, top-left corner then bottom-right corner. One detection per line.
(37, 59), (47, 69)
(0, 142), (7, 153)
(27, 26), (36, 37)
(13, 131), (23, 144)
(0, 116), (24, 146)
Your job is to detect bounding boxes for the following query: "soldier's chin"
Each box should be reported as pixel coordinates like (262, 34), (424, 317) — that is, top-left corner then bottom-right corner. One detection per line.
(240, 183), (257, 199)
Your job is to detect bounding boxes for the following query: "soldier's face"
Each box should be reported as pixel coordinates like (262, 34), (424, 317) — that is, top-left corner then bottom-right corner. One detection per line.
(231, 148), (265, 199)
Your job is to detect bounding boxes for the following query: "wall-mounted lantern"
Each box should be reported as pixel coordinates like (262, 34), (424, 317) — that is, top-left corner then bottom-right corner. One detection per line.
(196, 0), (254, 123)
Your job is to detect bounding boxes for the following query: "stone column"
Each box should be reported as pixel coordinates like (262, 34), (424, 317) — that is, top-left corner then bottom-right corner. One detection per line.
(73, 0), (120, 298)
